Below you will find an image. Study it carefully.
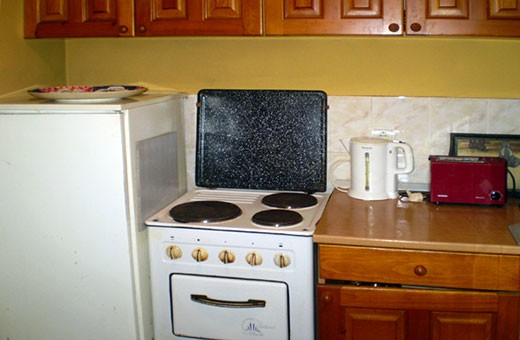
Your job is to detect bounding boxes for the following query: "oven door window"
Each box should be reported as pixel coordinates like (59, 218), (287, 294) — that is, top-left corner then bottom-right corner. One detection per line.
(171, 274), (289, 339)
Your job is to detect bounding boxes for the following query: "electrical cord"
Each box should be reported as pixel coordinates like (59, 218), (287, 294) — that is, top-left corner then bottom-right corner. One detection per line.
(398, 191), (430, 203)
(397, 179), (429, 202)
(507, 168), (520, 199)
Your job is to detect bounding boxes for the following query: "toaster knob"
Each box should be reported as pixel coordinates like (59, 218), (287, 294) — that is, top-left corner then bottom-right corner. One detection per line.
(490, 191), (502, 201)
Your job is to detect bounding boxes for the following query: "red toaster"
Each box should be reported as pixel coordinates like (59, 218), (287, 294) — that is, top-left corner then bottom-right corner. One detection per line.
(429, 155), (507, 205)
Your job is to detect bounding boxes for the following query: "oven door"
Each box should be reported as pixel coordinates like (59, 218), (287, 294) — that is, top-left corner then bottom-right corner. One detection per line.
(171, 274), (289, 339)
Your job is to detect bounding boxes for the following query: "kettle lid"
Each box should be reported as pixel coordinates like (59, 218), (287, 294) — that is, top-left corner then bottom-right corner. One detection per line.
(351, 136), (390, 145)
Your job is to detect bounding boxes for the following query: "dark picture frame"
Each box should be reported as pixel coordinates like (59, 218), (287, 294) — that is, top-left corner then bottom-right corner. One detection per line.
(449, 133), (520, 193)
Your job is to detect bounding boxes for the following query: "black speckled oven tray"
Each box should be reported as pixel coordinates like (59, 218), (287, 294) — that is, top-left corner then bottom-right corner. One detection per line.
(196, 89), (327, 193)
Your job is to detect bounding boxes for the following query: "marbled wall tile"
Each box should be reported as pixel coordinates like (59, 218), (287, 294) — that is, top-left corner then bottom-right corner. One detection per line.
(370, 96), (431, 184)
(370, 96), (430, 152)
(487, 99), (520, 134)
(327, 96), (371, 152)
(370, 96), (430, 140)
(429, 97), (488, 159)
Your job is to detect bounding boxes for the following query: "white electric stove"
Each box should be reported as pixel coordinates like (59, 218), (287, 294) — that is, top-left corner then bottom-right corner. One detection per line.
(146, 188), (331, 340)
(147, 89), (329, 340)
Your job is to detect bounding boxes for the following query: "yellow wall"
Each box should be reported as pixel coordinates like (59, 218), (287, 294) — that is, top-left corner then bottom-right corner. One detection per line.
(3, 1), (519, 99)
(65, 36), (520, 98)
(0, 1), (65, 96)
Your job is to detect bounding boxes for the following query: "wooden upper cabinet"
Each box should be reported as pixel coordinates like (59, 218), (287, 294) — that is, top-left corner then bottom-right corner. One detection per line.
(265, 0), (520, 36)
(24, 0), (520, 37)
(406, 0), (520, 36)
(134, 0), (263, 36)
(24, 0), (134, 38)
(265, 0), (404, 35)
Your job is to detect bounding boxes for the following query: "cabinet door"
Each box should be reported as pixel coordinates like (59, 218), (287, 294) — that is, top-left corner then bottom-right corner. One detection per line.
(406, 0), (520, 36)
(24, 0), (133, 38)
(134, 0), (262, 36)
(318, 285), (520, 340)
(345, 308), (406, 340)
(265, 0), (403, 35)
(431, 312), (494, 340)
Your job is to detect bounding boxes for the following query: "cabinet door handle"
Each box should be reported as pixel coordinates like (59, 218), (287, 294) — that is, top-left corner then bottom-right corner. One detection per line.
(414, 265), (427, 276)
(388, 23), (400, 33)
(119, 25), (128, 34)
(410, 23), (422, 32)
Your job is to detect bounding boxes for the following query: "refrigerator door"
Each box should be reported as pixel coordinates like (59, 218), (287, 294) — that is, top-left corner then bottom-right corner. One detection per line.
(0, 112), (138, 340)
(0, 94), (186, 340)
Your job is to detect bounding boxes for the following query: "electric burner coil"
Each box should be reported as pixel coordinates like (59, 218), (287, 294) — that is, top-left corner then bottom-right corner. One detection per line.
(169, 201), (242, 223)
(252, 209), (303, 227)
(262, 192), (318, 209)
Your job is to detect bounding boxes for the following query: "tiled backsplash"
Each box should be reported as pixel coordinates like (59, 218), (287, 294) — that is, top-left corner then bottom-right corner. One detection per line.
(183, 95), (520, 191)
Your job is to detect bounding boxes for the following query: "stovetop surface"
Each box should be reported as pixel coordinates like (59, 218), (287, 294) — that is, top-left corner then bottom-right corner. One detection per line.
(145, 188), (331, 235)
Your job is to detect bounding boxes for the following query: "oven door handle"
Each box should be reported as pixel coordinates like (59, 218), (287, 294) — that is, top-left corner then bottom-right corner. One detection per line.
(191, 294), (266, 308)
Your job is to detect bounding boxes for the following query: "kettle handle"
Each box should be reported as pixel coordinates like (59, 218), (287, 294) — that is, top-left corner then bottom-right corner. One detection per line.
(391, 142), (414, 174)
(328, 159), (350, 193)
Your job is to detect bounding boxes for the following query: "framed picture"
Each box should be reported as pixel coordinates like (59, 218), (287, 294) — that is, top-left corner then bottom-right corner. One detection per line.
(449, 133), (520, 192)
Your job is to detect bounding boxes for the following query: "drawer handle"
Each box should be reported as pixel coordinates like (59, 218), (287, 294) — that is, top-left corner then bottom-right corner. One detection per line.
(191, 294), (266, 308)
(414, 265), (427, 276)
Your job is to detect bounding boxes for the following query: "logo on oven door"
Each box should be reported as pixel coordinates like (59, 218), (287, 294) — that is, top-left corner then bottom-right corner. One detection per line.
(242, 318), (275, 337)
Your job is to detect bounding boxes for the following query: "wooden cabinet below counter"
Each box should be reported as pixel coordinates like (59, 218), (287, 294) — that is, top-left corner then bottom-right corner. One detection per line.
(318, 284), (519, 340)
(317, 244), (520, 340)
(314, 191), (520, 339)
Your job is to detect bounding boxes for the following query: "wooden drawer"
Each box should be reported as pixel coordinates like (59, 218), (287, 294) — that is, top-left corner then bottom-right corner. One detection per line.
(318, 245), (520, 291)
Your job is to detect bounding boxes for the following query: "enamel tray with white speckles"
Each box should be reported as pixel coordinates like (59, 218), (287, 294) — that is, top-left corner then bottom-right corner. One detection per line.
(196, 89), (328, 193)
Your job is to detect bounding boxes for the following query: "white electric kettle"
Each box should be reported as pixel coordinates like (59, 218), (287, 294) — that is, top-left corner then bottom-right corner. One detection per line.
(330, 137), (414, 200)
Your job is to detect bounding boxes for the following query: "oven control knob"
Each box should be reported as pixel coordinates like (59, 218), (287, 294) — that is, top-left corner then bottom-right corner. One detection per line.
(245, 252), (263, 266)
(166, 245), (183, 260)
(218, 250), (236, 264)
(274, 253), (291, 268)
(192, 248), (209, 262)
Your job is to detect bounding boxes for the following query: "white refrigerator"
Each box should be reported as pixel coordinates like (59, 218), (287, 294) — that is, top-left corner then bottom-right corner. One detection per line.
(0, 93), (186, 340)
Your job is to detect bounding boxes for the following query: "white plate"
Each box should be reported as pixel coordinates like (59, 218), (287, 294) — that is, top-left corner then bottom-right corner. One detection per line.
(28, 85), (148, 102)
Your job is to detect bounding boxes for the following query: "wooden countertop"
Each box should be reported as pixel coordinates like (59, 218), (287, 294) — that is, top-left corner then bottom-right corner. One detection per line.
(314, 190), (520, 255)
